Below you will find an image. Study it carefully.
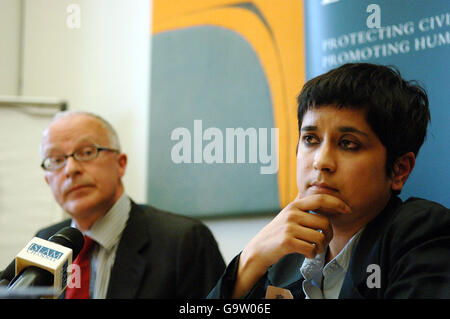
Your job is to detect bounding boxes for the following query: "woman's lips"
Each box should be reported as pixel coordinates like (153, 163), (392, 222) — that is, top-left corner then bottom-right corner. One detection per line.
(309, 182), (339, 193)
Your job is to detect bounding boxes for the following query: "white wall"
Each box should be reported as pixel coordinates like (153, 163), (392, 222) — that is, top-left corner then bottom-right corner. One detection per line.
(202, 216), (273, 263)
(0, 0), (274, 269)
(0, 0), (21, 95)
(21, 0), (151, 204)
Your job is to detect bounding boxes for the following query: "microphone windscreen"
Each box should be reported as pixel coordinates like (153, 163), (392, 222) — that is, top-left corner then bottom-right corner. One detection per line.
(0, 260), (15, 282)
(48, 227), (84, 259)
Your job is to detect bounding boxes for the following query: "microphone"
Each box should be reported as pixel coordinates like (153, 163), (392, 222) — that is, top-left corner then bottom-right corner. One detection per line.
(0, 279), (9, 286)
(0, 260), (15, 286)
(6, 227), (84, 298)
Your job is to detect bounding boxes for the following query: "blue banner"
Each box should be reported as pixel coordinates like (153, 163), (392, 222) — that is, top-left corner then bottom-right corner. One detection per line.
(305, 0), (449, 207)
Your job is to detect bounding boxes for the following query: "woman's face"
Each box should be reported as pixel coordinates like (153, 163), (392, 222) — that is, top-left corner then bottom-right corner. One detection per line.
(297, 106), (393, 226)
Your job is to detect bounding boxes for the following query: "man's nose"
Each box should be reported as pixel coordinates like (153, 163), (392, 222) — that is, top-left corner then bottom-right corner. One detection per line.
(64, 155), (83, 176)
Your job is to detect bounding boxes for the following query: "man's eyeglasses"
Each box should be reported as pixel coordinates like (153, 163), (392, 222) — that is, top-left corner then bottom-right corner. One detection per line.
(41, 145), (120, 171)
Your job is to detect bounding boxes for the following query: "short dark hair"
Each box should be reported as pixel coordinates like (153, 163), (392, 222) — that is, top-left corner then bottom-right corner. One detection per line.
(297, 63), (430, 184)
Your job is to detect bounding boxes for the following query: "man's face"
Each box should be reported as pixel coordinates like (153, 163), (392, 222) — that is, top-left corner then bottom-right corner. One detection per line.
(41, 115), (126, 219)
(297, 106), (393, 225)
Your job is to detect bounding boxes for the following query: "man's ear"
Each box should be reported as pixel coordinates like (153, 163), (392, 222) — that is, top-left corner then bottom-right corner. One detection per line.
(117, 153), (127, 178)
(391, 152), (416, 192)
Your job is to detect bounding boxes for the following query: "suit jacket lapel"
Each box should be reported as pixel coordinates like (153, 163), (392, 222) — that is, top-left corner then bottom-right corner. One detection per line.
(106, 201), (149, 298)
(339, 196), (402, 299)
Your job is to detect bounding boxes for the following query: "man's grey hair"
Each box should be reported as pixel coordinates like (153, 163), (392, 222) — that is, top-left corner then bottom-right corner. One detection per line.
(40, 110), (121, 157)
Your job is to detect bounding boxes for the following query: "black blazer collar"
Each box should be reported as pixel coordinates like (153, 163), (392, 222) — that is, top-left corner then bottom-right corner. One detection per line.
(106, 200), (150, 298)
(339, 196), (402, 298)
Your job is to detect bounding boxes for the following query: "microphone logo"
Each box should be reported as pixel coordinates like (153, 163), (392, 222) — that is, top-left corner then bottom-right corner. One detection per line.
(27, 243), (64, 262)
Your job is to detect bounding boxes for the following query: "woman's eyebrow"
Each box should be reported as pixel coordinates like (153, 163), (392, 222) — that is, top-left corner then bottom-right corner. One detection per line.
(300, 125), (317, 132)
(300, 125), (369, 138)
(337, 126), (369, 137)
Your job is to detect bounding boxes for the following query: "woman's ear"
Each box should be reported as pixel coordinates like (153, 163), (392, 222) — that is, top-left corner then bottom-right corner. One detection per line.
(391, 152), (416, 192)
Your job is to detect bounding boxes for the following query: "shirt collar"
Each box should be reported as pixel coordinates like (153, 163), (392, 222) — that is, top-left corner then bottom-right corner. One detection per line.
(333, 227), (364, 270)
(71, 193), (131, 251)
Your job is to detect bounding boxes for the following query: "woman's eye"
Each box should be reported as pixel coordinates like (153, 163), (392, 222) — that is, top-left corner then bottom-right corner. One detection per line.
(302, 134), (319, 145)
(340, 139), (360, 150)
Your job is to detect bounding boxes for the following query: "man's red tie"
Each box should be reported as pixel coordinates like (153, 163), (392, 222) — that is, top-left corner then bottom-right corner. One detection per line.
(65, 235), (96, 299)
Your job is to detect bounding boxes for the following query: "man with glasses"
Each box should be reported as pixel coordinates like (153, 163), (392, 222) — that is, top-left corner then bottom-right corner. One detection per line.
(3, 111), (225, 298)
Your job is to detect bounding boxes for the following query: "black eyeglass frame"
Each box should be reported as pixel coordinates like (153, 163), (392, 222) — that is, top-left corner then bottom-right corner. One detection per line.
(41, 145), (120, 171)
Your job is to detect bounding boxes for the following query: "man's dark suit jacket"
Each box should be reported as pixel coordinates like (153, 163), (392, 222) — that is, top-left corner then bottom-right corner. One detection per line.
(208, 196), (450, 299)
(1, 200), (226, 298)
